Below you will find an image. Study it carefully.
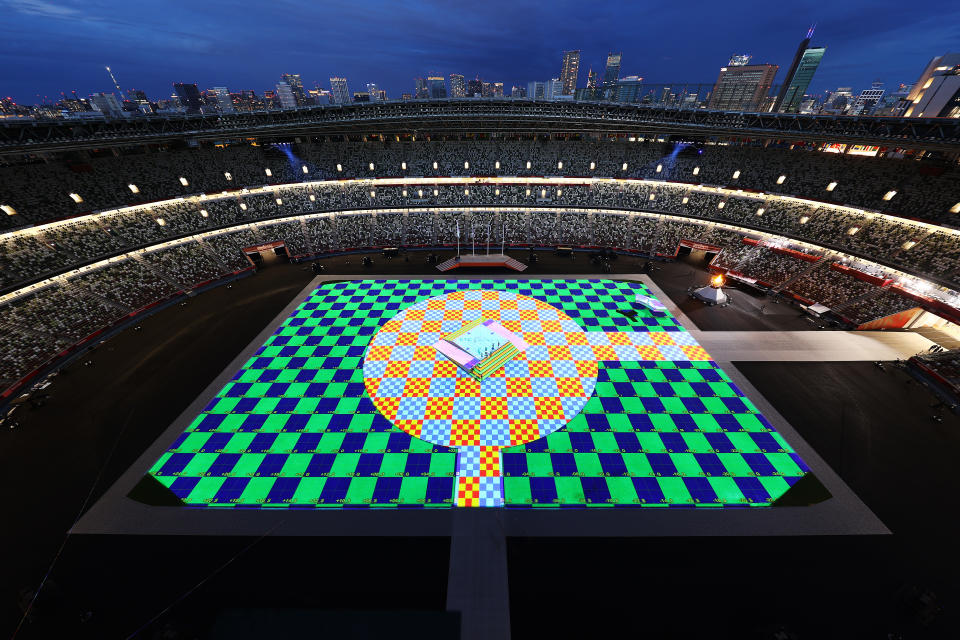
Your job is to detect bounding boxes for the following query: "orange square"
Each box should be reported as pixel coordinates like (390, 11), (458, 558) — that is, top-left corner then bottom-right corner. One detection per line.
(519, 309), (539, 320)
(432, 359), (459, 378)
(412, 346), (435, 360)
(608, 332), (633, 345)
(566, 332), (588, 346)
(590, 345), (616, 361)
(379, 319), (402, 333)
(509, 419), (540, 445)
(499, 298), (518, 310)
(406, 309), (426, 321)
(450, 420), (481, 446)
(372, 396), (400, 421)
(637, 345), (663, 360)
(523, 331), (546, 345)
(363, 377), (382, 396)
(505, 377), (533, 396)
(527, 361), (553, 377)
(463, 299), (482, 310)
(556, 377), (585, 397)
(403, 377), (432, 397)
(424, 396), (454, 420)
(396, 332), (418, 346)
(479, 447), (501, 476)
(542, 320), (562, 332)
(650, 332), (676, 346)
(394, 419), (423, 438)
(680, 345), (711, 361)
(384, 360), (411, 377)
(546, 345), (572, 360)
(534, 396), (564, 420)
(480, 396), (508, 419)
(499, 320), (521, 332)
(457, 477), (480, 507)
(454, 377), (480, 397)
(443, 310), (463, 321)
(426, 298), (447, 309)
(421, 320), (442, 333)
(366, 345), (392, 360)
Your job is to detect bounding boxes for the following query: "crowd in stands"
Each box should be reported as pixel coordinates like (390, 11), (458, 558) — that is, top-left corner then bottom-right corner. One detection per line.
(1, 139), (958, 229)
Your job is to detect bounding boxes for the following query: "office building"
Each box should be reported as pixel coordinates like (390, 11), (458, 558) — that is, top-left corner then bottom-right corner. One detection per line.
(615, 76), (644, 103)
(414, 78), (429, 99)
(708, 63), (778, 111)
(850, 82), (885, 116)
(449, 74), (466, 98)
(212, 87), (234, 113)
(729, 54), (752, 67)
(904, 53), (960, 118)
(560, 50), (581, 95)
(366, 83), (385, 101)
(428, 76), (447, 98)
(773, 27), (826, 113)
(511, 85), (526, 97)
(276, 82), (298, 109)
(173, 83), (203, 113)
(467, 77), (484, 97)
(329, 77), (350, 104)
(281, 73), (307, 106)
(88, 92), (123, 117)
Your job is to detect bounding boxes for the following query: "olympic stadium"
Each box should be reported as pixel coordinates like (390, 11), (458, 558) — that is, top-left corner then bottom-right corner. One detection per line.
(3, 99), (960, 639)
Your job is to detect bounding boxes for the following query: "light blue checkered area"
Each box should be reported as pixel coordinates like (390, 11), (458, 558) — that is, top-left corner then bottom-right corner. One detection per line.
(424, 309), (445, 321)
(519, 320), (543, 332)
(657, 344), (687, 360)
(363, 360), (388, 378)
(373, 331), (399, 346)
(420, 420), (452, 444)
(396, 396), (429, 420)
(626, 332), (656, 346)
(516, 298), (538, 310)
(502, 360), (530, 377)
(451, 396), (481, 420)
(429, 377), (457, 395)
(480, 377), (508, 396)
(671, 332), (700, 346)
(440, 320), (462, 332)
(504, 396), (537, 419)
(530, 377), (559, 396)
(477, 476), (504, 507)
(479, 420), (511, 447)
(524, 345), (551, 360)
(390, 345), (417, 360)
(375, 377), (406, 397)
(416, 332), (441, 346)
(499, 309), (521, 321)
(407, 359), (438, 377)
(550, 360), (579, 377)
(445, 299), (465, 310)
(456, 447), (482, 475)
(542, 332), (568, 345)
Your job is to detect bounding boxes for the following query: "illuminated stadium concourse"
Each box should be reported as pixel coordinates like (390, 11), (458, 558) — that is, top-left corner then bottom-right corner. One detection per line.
(5, 81), (960, 640)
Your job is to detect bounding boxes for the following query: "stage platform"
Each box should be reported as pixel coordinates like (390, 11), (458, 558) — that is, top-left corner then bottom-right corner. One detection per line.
(436, 254), (527, 272)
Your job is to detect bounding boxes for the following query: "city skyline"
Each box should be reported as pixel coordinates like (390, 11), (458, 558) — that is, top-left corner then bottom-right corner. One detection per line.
(1, 0), (958, 106)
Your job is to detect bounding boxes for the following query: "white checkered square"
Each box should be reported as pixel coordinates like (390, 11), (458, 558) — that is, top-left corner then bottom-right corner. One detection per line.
(671, 332), (699, 346)
(658, 344), (687, 360)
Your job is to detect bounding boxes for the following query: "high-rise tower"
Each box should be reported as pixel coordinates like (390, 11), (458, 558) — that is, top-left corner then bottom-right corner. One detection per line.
(560, 50), (581, 95)
(773, 26), (826, 113)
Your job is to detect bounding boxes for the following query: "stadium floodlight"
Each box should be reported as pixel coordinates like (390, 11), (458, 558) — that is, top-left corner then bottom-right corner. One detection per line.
(336, 164), (343, 172)
(240, 202), (248, 211)
(370, 190), (376, 198)
(418, 189), (424, 197)
(800, 216), (809, 224)
(692, 167), (700, 176)
(200, 209), (208, 217)
(464, 188), (470, 195)
(265, 168), (273, 177)
(224, 172), (232, 181)
(951, 202), (960, 213)
(155, 217), (165, 226)
(433, 189), (438, 196)
(541, 189), (547, 197)
(649, 194), (656, 201)
(826, 181), (837, 191)
(776, 175), (786, 184)
(464, 161), (469, 169)
(622, 163), (628, 171)
(718, 201), (725, 209)
(526, 188), (531, 196)
(847, 226), (859, 235)
(402, 189), (408, 197)
(369, 163), (375, 171)
(69, 192), (83, 203)
(302, 166), (309, 174)
(756, 207), (765, 216)
(526, 161), (531, 169)
(433, 161), (438, 169)
(1, 205), (17, 216)
(656, 164), (662, 173)
(309, 194), (316, 202)
(276, 198), (283, 205)
(495, 161), (500, 169)
(732, 170), (740, 179)
(558, 161), (563, 170)
(128, 184), (139, 194)
(902, 240), (916, 250)
(590, 162), (596, 170)
(495, 188), (500, 196)
(557, 189), (562, 196)
(402, 162), (407, 170)
(179, 177), (189, 186)
(681, 196), (689, 204)
(883, 190), (897, 201)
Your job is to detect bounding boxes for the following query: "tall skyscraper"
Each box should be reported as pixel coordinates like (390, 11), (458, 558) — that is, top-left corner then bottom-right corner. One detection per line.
(281, 73), (307, 106)
(467, 77), (484, 97)
(492, 82), (504, 97)
(329, 77), (350, 104)
(276, 82), (298, 109)
(527, 81), (546, 100)
(428, 76), (447, 98)
(414, 78), (429, 99)
(449, 74), (466, 98)
(615, 76), (645, 103)
(173, 83), (203, 113)
(366, 83), (382, 101)
(850, 81), (885, 116)
(603, 53), (622, 89)
(708, 63), (778, 111)
(88, 92), (123, 116)
(904, 53), (960, 118)
(560, 50), (581, 95)
(773, 27), (826, 113)
(212, 87), (235, 113)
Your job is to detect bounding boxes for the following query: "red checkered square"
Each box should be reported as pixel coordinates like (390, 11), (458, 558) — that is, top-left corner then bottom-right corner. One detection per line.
(457, 476), (480, 507)
(509, 420), (540, 445)
(403, 377), (432, 397)
(534, 396), (565, 420)
(479, 447), (501, 476)
(450, 420), (481, 446)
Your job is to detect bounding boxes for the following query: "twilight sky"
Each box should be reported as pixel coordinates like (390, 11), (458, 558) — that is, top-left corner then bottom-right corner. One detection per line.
(1, 0), (958, 104)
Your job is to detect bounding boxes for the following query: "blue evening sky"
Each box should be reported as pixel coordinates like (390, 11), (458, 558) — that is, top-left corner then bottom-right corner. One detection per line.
(1, 0), (958, 104)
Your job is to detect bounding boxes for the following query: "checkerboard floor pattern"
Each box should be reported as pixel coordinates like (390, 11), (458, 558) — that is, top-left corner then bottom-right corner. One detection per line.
(147, 279), (810, 509)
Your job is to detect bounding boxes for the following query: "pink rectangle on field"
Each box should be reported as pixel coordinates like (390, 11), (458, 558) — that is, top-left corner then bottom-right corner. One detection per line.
(486, 321), (528, 351)
(433, 340), (478, 369)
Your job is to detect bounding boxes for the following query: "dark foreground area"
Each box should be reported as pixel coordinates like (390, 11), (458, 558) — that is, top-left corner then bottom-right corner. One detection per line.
(2, 257), (956, 639)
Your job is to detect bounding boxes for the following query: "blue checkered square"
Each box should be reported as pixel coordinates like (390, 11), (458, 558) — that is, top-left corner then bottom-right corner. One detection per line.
(499, 309), (521, 321)
(407, 359), (438, 377)
(374, 331), (399, 346)
(420, 420), (452, 445)
(424, 309), (445, 321)
(519, 320), (542, 332)
(456, 446), (482, 475)
(502, 360), (529, 377)
(671, 332), (699, 346)
(658, 344), (687, 360)
(451, 397), (481, 420)
(542, 332), (568, 346)
(479, 376), (507, 396)
(530, 377), (559, 396)
(441, 320), (462, 332)
(506, 396), (537, 419)
(516, 298), (538, 310)
(374, 377), (407, 397)
(524, 345), (550, 360)
(477, 476), (504, 507)
(416, 332), (441, 346)
(429, 377), (457, 395)
(461, 310), (483, 322)
(396, 396), (428, 420)
(479, 420), (511, 447)
(551, 360), (579, 377)
(391, 345), (416, 360)
(626, 332), (656, 346)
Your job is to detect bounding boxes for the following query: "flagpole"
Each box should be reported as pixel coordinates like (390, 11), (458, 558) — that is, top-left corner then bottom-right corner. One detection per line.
(501, 221), (505, 256)
(456, 219), (460, 258)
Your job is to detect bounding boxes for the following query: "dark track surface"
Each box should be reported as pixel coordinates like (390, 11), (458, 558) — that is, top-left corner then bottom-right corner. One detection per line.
(2, 255), (954, 639)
